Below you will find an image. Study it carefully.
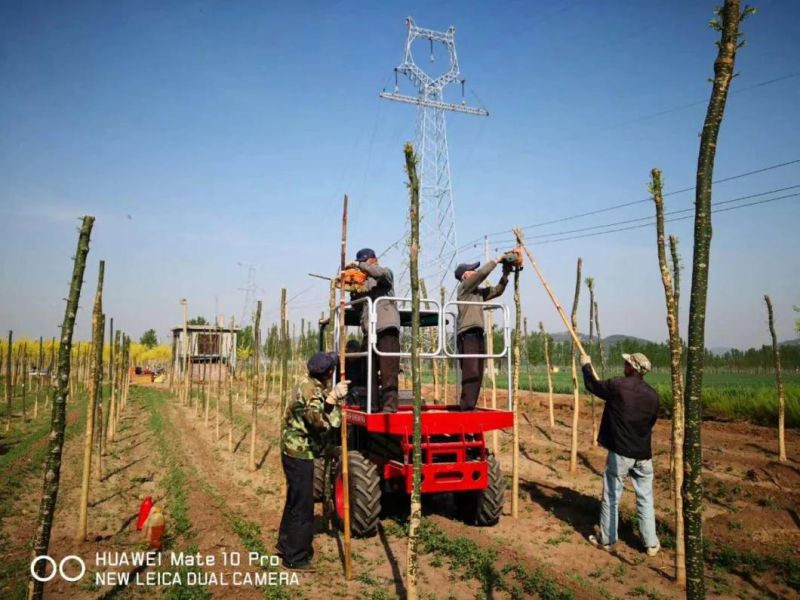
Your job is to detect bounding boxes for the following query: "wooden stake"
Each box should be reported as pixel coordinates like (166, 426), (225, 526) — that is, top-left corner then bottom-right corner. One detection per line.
(484, 238), (498, 454)
(249, 300), (262, 471)
(511, 259), (521, 518)
(77, 260), (104, 540)
(540, 321), (555, 428)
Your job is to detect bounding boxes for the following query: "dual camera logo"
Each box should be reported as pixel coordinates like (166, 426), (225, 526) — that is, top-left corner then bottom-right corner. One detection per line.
(30, 555), (86, 582)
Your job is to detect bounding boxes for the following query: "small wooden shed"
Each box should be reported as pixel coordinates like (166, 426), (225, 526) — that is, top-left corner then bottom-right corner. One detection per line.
(171, 324), (239, 381)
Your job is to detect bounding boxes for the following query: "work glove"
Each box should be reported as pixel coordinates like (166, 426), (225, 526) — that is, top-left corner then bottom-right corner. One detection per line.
(345, 260), (361, 270)
(326, 380), (350, 405)
(580, 354), (592, 368)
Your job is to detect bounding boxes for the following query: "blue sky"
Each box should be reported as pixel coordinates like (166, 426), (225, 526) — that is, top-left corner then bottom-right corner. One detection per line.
(1, 0), (798, 349)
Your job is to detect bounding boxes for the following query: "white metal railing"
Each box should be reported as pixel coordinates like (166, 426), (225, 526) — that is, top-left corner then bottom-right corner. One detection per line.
(332, 295), (513, 413)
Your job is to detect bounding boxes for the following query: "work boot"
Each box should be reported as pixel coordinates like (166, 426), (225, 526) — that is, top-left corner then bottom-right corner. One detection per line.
(646, 543), (661, 557)
(282, 559), (316, 572)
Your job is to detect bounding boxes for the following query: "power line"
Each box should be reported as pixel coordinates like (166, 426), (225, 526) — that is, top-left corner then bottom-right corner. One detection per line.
(511, 184), (800, 242)
(565, 72), (800, 140)
(455, 158), (800, 251)
(533, 191), (799, 246)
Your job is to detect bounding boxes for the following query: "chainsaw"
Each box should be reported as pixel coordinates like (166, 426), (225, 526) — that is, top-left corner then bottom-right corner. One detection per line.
(500, 248), (523, 272)
(337, 268), (368, 293)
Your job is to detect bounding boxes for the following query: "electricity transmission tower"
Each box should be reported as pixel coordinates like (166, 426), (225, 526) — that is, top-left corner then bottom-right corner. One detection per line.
(237, 262), (258, 324)
(380, 17), (488, 293)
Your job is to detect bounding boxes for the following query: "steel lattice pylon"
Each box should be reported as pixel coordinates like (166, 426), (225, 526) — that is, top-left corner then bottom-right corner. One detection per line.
(380, 17), (488, 294)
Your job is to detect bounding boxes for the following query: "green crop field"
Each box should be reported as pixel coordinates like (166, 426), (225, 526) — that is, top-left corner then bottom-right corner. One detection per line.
(531, 370), (799, 427)
(420, 368), (800, 428)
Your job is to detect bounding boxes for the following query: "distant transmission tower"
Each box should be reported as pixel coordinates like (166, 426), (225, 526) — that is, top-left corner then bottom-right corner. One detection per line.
(380, 17), (488, 292)
(237, 262), (258, 324)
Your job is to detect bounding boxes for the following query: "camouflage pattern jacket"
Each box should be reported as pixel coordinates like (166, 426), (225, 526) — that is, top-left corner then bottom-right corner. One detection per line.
(281, 376), (341, 460)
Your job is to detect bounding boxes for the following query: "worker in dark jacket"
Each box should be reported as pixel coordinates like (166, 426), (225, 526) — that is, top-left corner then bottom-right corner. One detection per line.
(278, 352), (347, 570)
(348, 248), (401, 413)
(454, 253), (512, 410)
(580, 351), (660, 556)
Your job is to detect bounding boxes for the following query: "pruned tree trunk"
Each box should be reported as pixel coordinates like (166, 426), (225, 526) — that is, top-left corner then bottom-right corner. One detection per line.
(404, 143), (421, 600)
(764, 295), (787, 462)
(34, 336), (44, 419)
(279, 289), (289, 414)
(540, 322), (555, 428)
(569, 258), (582, 474)
(28, 216), (93, 600)
(228, 317), (235, 452)
(652, 169), (686, 587)
(77, 260), (104, 541)
(511, 260), (521, 518)
(585, 277), (598, 446)
(5, 330), (12, 432)
(249, 300), (262, 471)
(683, 3), (747, 596)
(593, 301), (606, 379)
(21, 345), (28, 422)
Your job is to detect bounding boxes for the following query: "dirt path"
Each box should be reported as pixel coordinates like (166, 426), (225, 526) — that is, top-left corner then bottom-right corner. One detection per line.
(2, 382), (797, 599)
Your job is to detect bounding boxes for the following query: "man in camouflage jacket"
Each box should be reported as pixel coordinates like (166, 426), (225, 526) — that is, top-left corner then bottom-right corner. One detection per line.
(277, 352), (348, 570)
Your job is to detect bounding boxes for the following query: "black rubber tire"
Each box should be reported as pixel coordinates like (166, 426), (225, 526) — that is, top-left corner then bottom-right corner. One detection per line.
(457, 453), (505, 526)
(335, 450), (381, 538)
(313, 457), (325, 503)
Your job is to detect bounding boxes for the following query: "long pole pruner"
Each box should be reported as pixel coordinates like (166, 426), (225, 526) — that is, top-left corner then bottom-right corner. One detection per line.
(339, 194), (353, 580)
(513, 228), (598, 379)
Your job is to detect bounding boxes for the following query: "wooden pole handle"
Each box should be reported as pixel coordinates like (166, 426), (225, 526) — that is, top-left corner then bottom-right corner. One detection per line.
(513, 228), (599, 379)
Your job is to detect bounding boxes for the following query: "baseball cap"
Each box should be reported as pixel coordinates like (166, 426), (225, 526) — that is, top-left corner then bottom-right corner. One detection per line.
(622, 352), (651, 375)
(454, 262), (480, 281)
(356, 248), (376, 262)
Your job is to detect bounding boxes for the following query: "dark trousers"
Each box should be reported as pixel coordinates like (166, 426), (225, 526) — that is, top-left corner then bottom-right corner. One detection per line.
(277, 453), (314, 565)
(361, 328), (400, 412)
(457, 328), (485, 411)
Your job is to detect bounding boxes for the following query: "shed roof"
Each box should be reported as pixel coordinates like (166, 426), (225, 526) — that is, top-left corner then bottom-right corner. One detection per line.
(171, 325), (242, 333)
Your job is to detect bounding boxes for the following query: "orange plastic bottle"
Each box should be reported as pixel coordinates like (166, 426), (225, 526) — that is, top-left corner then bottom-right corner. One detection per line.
(145, 507), (165, 549)
(137, 496), (154, 531)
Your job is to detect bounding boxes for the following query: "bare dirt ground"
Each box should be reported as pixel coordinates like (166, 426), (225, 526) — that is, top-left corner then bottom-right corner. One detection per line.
(1, 382), (798, 599)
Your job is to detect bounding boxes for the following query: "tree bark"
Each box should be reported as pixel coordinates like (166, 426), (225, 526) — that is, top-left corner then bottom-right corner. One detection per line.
(569, 258), (582, 474)
(28, 216), (93, 600)
(764, 295), (787, 462)
(652, 169), (686, 587)
(404, 143), (421, 600)
(683, 3), (745, 596)
(77, 260), (104, 541)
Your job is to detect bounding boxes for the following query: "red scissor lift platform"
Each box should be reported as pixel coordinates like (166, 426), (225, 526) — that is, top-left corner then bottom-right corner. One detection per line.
(344, 405), (513, 494)
(321, 296), (515, 537)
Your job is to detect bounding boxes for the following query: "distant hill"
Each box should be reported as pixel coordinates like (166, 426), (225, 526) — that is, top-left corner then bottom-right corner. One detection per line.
(549, 332), (654, 349)
(780, 338), (800, 347)
(602, 334), (654, 348)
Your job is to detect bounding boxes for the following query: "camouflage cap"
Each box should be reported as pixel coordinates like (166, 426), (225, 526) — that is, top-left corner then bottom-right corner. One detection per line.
(622, 352), (651, 375)
(307, 352), (337, 377)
